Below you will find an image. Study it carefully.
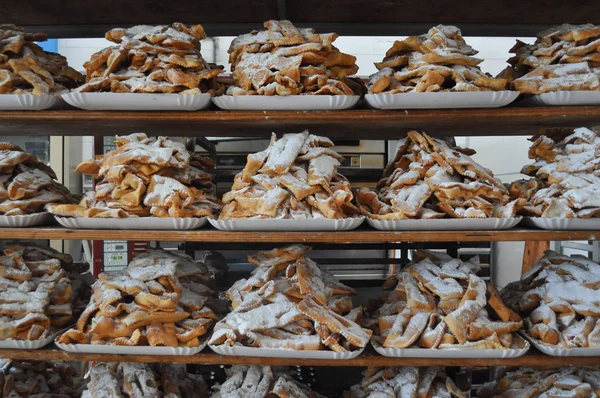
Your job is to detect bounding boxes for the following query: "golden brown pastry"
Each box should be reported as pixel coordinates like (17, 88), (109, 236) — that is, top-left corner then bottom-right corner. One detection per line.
(368, 250), (522, 350)
(74, 23), (223, 95)
(209, 244), (372, 352)
(510, 126), (600, 219)
(358, 131), (524, 220)
(0, 25), (83, 95)
(225, 20), (362, 96)
(502, 24), (600, 94)
(368, 25), (508, 94)
(0, 360), (86, 397)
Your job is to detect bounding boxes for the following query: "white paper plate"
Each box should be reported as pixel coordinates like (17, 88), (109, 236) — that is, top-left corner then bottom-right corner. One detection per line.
(0, 94), (61, 110)
(0, 212), (53, 227)
(209, 216), (364, 231)
(524, 216), (600, 231)
(522, 333), (600, 357)
(55, 340), (207, 356)
(371, 336), (529, 358)
(55, 216), (207, 230)
(364, 91), (519, 109)
(367, 217), (521, 231)
(62, 92), (212, 111)
(209, 344), (364, 359)
(0, 335), (55, 349)
(212, 95), (359, 110)
(522, 91), (600, 106)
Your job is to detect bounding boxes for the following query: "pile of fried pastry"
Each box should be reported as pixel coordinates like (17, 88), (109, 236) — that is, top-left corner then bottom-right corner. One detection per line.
(46, 133), (221, 219)
(478, 366), (600, 397)
(75, 23), (223, 94)
(84, 362), (209, 398)
(219, 130), (360, 220)
(209, 244), (372, 352)
(502, 24), (600, 94)
(368, 250), (523, 350)
(0, 360), (86, 397)
(502, 250), (600, 349)
(212, 365), (326, 398)
(510, 126), (600, 219)
(0, 244), (77, 341)
(0, 143), (74, 216)
(226, 20), (363, 96)
(368, 25), (508, 94)
(57, 249), (218, 347)
(0, 24), (84, 95)
(344, 367), (466, 398)
(358, 131), (524, 220)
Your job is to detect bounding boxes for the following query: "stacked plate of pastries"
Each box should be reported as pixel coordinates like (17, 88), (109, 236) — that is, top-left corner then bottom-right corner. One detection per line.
(501, 23), (600, 105)
(365, 25), (518, 109)
(502, 250), (600, 356)
(0, 24), (84, 110)
(357, 131), (524, 230)
(47, 133), (221, 230)
(56, 249), (218, 355)
(0, 245), (80, 349)
(0, 360), (86, 397)
(0, 143), (74, 227)
(82, 362), (209, 398)
(62, 23), (224, 111)
(213, 19), (364, 110)
(510, 126), (600, 230)
(344, 367), (467, 398)
(209, 244), (372, 359)
(368, 250), (528, 358)
(210, 130), (364, 231)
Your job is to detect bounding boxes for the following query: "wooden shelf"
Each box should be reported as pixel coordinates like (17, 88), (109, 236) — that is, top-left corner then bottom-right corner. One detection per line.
(1, 227), (598, 243)
(3, 107), (600, 138)
(0, 347), (598, 368)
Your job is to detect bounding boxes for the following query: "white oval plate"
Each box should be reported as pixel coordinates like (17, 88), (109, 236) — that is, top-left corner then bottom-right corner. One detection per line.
(62, 92), (212, 111)
(367, 217), (521, 231)
(55, 216), (207, 230)
(0, 212), (53, 227)
(522, 333), (600, 357)
(523, 91), (600, 106)
(0, 94), (60, 110)
(0, 335), (55, 349)
(365, 91), (519, 109)
(209, 344), (364, 359)
(212, 95), (359, 110)
(209, 216), (364, 231)
(55, 340), (207, 356)
(524, 216), (600, 231)
(371, 336), (529, 358)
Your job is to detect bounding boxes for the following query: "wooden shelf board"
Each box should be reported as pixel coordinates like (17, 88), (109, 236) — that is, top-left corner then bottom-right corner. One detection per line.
(0, 227), (598, 242)
(0, 347), (597, 367)
(2, 107), (599, 138)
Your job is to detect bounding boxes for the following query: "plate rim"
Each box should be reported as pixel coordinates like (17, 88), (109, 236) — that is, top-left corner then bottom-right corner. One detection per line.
(212, 94), (360, 110)
(54, 215), (207, 230)
(208, 216), (365, 231)
(364, 90), (519, 109)
(208, 343), (364, 359)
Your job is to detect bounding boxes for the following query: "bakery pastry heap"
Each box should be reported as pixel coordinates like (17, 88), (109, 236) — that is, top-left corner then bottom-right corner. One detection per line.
(510, 126), (600, 219)
(502, 250), (600, 349)
(226, 20), (363, 96)
(0, 245), (77, 341)
(0, 24), (84, 95)
(368, 25), (508, 94)
(0, 360), (86, 397)
(357, 131), (524, 220)
(212, 365), (325, 398)
(46, 133), (221, 219)
(57, 249), (219, 347)
(219, 130), (360, 220)
(368, 250), (522, 350)
(344, 367), (466, 398)
(75, 23), (223, 94)
(209, 244), (372, 352)
(477, 366), (600, 398)
(84, 362), (209, 398)
(501, 24), (600, 94)
(0, 143), (74, 216)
